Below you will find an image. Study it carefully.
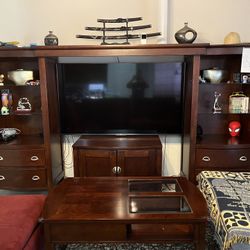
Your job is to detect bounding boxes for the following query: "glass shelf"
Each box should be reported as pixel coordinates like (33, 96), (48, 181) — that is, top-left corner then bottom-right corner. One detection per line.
(129, 196), (191, 214)
(128, 179), (182, 193)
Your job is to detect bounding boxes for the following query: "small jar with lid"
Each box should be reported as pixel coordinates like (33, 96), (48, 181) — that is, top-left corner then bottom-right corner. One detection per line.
(44, 31), (59, 46)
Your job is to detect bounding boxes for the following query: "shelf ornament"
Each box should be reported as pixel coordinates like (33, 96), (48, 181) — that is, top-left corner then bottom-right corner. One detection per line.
(1, 89), (12, 115)
(228, 121), (241, 137)
(0, 128), (21, 142)
(16, 97), (32, 112)
(76, 17), (161, 45)
(229, 92), (249, 113)
(174, 22), (197, 44)
(213, 91), (222, 113)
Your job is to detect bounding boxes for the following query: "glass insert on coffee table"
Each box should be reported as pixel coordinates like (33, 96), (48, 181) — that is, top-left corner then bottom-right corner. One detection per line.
(128, 179), (191, 213)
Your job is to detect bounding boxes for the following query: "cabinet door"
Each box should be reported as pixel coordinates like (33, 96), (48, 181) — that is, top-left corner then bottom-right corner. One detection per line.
(117, 149), (160, 176)
(76, 149), (116, 176)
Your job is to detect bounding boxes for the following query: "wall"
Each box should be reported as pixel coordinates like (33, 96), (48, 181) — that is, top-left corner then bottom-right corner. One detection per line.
(168, 0), (250, 44)
(1, 0), (249, 45)
(1, 0), (249, 176)
(1, 0), (165, 46)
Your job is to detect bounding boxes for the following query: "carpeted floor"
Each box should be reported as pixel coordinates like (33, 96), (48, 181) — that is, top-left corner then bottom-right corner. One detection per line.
(56, 222), (220, 250)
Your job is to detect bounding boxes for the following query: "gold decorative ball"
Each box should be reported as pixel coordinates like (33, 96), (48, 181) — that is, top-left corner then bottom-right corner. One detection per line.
(224, 32), (241, 44)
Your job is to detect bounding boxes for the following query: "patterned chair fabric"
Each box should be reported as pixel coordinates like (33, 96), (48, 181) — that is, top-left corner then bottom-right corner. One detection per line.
(197, 171), (250, 250)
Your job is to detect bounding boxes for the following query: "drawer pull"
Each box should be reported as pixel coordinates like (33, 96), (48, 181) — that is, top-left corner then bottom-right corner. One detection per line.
(239, 156), (248, 162)
(32, 175), (40, 181)
(31, 156), (39, 161)
(202, 156), (211, 162)
(0, 175), (5, 181)
(0, 156), (3, 161)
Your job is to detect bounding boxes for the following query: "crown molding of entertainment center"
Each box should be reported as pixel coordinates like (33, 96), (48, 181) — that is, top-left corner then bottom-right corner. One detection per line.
(0, 43), (250, 58)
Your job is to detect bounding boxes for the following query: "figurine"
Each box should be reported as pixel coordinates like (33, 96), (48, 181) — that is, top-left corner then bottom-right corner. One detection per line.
(1, 89), (12, 115)
(16, 97), (32, 112)
(228, 121), (241, 137)
(213, 91), (222, 113)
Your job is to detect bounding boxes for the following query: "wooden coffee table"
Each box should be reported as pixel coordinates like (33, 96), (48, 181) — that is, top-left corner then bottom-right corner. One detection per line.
(42, 177), (208, 250)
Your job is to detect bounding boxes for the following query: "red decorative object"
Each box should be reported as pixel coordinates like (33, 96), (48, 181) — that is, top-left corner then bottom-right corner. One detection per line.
(228, 121), (241, 137)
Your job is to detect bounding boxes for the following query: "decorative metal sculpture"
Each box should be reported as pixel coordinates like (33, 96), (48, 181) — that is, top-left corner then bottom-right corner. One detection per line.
(76, 17), (161, 45)
(213, 91), (222, 113)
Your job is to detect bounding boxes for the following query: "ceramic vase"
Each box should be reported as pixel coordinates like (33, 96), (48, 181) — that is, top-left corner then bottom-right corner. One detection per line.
(175, 22), (197, 44)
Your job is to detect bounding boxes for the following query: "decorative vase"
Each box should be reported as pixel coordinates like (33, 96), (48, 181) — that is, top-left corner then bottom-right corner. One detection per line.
(175, 22), (197, 44)
(44, 31), (59, 46)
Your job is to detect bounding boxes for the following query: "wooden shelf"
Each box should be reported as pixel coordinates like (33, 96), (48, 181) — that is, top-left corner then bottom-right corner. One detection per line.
(196, 134), (250, 149)
(198, 111), (250, 115)
(0, 135), (44, 149)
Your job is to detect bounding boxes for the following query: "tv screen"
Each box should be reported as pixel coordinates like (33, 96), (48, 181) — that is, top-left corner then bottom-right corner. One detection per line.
(58, 61), (185, 134)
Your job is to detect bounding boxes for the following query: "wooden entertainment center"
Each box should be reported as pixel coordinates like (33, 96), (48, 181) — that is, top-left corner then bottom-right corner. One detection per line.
(0, 43), (250, 189)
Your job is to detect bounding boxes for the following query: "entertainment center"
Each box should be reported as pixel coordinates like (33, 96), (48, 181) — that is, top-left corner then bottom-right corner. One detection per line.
(0, 43), (250, 189)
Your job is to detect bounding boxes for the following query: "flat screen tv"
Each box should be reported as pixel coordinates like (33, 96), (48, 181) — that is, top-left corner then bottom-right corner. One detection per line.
(58, 61), (185, 134)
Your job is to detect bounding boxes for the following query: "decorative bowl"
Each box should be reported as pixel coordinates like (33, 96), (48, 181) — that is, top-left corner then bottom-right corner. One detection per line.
(203, 69), (228, 84)
(7, 69), (33, 86)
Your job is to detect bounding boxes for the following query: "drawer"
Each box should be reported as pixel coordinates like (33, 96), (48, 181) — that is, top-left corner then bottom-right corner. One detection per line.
(195, 148), (250, 168)
(0, 149), (45, 166)
(0, 167), (47, 189)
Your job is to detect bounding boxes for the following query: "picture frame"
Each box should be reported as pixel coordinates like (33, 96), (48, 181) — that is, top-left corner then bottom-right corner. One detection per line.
(240, 73), (250, 83)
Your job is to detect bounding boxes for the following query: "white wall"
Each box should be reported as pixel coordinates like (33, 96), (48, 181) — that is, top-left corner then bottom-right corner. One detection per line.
(168, 0), (250, 44)
(1, 0), (249, 45)
(1, 0), (164, 46)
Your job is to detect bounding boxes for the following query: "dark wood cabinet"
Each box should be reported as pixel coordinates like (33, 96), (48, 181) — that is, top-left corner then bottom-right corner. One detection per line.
(73, 135), (162, 177)
(0, 56), (64, 190)
(1, 44), (250, 188)
(182, 47), (250, 182)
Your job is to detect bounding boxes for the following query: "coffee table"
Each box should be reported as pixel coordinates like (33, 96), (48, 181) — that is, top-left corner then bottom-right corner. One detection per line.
(42, 177), (208, 250)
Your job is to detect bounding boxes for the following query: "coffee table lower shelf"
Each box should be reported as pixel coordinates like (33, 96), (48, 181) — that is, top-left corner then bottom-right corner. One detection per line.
(46, 222), (200, 243)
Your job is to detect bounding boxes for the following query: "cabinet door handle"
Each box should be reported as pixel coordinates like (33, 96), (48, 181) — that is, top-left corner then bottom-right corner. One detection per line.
(116, 166), (122, 175)
(112, 166), (122, 175)
(31, 156), (39, 161)
(202, 156), (211, 162)
(239, 156), (248, 162)
(0, 175), (5, 181)
(112, 166), (117, 174)
(32, 175), (40, 181)
(0, 156), (3, 161)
